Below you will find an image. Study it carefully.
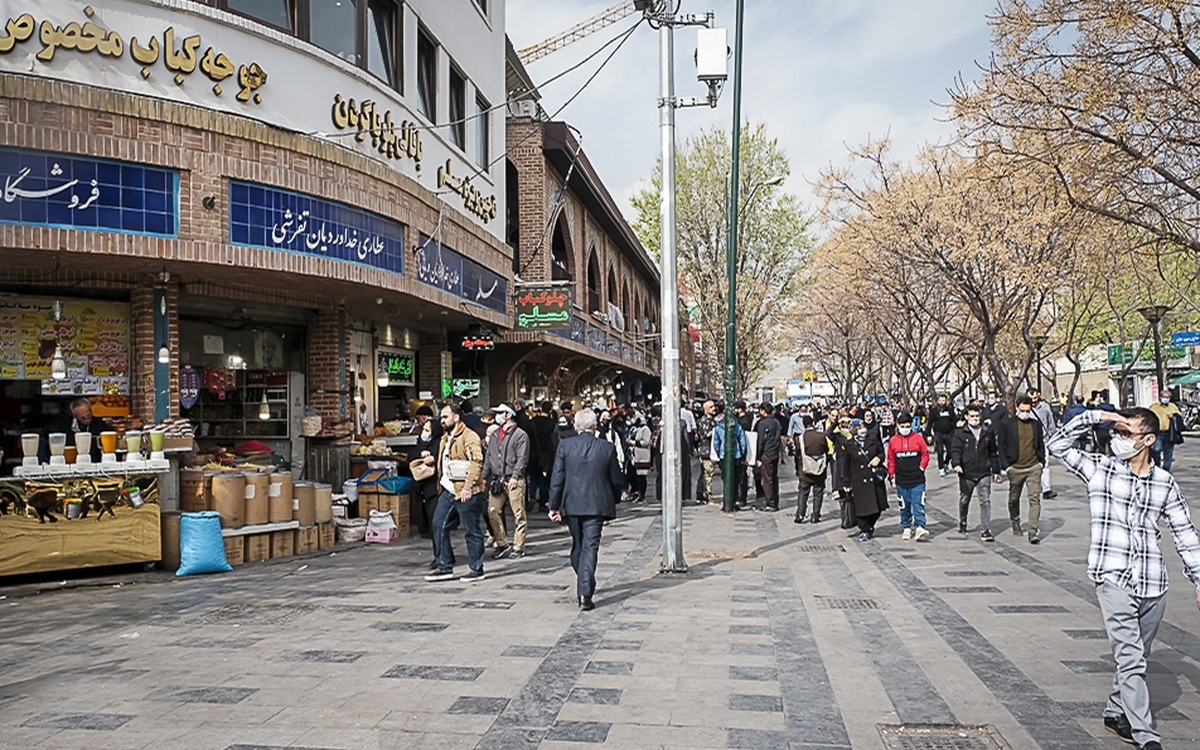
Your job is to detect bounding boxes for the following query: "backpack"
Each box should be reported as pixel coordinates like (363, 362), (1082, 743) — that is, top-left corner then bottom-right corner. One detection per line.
(801, 448), (826, 476)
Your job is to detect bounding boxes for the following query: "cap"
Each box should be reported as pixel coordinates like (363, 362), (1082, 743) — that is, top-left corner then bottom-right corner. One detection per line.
(491, 403), (516, 416)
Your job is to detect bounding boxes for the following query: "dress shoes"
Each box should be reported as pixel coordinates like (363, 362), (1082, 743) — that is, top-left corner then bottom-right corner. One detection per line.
(579, 596), (595, 611)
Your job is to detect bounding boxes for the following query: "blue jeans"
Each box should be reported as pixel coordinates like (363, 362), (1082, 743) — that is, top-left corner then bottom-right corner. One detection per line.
(432, 489), (487, 574)
(1152, 436), (1176, 471)
(897, 484), (926, 529)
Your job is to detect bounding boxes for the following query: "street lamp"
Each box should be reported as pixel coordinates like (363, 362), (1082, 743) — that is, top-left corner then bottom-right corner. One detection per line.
(723, 174), (782, 514)
(1032, 334), (1049, 394)
(1138, 305), (1172, 398)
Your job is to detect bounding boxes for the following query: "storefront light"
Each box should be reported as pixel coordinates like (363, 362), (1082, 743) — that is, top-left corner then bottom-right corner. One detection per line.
(157, 345), (170, 364)
(51, 346), (66, 379)
(377, 372), (389, 388)
(258, 392), (271, 420)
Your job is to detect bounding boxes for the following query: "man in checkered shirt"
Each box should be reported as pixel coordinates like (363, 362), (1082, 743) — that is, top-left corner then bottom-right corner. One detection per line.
(1048, 407), (1200, 750)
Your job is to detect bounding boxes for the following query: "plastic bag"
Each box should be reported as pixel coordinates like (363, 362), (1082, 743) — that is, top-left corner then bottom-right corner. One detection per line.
(378, 476), (412, 495)
(177, 511), (233, 576)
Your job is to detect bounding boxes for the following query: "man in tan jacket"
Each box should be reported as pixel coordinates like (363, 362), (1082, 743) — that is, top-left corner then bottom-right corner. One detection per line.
(426, 403), (489, 583)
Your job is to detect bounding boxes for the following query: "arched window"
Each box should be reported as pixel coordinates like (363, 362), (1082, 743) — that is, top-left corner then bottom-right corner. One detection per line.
(621, 281), (630, 333)
(551, 214), (572, 282)
(506, 159), (520, 273)
(586, 250), (601, 313)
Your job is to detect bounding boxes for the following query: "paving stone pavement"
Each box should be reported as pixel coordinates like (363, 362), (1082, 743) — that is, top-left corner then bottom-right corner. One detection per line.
(4, 448), (1200, 749)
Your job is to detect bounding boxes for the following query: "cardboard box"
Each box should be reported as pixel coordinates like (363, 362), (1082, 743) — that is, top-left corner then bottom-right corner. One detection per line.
(365, 525), (398, 544)
(163, 436), (192, 451)
(271, 529), (294, 558)
(317, 520), (335, 550)
(245, 533), (271, 562)
(373, 492), (410, 530)
(223, 536), (244, 566)
(295, 525), (318, 555)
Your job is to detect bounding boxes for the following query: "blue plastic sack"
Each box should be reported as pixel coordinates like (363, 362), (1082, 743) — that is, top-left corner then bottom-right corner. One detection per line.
(378, 475), (413, 495)
(177, 511), (233, 577)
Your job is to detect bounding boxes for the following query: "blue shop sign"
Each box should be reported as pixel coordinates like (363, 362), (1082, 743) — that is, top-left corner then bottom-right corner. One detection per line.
(229, 181), (404, 274)
(416, 233), (507, 314)
(0, 147), (177, 236)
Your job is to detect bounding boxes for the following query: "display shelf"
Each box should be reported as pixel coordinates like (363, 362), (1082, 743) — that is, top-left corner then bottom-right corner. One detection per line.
(182, 372), (292, 440)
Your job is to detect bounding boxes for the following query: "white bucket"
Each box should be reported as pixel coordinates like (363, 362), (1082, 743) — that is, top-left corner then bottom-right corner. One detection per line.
(342, 479), (358, 502)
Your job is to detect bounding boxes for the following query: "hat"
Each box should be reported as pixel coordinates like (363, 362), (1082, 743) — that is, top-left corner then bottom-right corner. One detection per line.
(513, 398), (527, 409)
(491, 403), (516, 416)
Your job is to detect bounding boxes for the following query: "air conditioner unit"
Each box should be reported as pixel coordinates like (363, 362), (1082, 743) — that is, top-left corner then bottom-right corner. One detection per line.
(516, 100), (538, 118)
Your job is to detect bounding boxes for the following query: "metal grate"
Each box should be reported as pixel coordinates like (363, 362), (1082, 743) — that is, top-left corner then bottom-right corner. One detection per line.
(878, 724), (1009, 750)
(814, 596), (882, 610)
(796, 544), (846, 552)
(190, 603), (316, 626)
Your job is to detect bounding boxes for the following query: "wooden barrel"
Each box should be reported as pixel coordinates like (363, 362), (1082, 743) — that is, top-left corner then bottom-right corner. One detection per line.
(294, 481), (316, 526)
(211, 473), (246, 529)
(268, 472), (293, 523)
(244, 473), (270, 526)
(313, 482), (333, 523)
(179, 469), (207, 512)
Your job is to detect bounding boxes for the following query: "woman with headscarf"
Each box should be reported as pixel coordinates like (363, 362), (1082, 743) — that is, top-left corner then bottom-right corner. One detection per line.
(626, 412), (653, 503)
(408, 414), (446, 568)
(840, 418), (888, 540)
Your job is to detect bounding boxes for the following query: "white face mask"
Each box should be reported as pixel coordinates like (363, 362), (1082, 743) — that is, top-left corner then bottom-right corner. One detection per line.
(1017, 411), (1033, 421)
(1161, 397), (1171, 405)
(1111, 434), (1144, 461)
(967, 418), (981, 428)
(898, 426), (912, 436)
(495, 413), (508, 426)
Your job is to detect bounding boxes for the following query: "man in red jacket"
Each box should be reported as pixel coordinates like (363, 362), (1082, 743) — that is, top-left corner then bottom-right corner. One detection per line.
(887, 412), (931, 541)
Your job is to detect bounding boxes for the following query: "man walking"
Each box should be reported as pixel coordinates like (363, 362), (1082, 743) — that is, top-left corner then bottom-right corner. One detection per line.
(1148, 389), (1181, 471)
(997, 395), (1046, 544)
(795, 414), (828, 524)
(928, 394), (957, 476)
(1028, 388), (1058, 499)
(695, 400), (717, 504)
(754, 402), (784, 511)
(734, 400), (754, 506)
(713, 412), (748, 510)
(548, 409), (626, 611)
(950, 404), (1001, 541)
(426, 404), (489, 583)
(484, 404), (530, 560)
(886, 412), (931, 541)
(1048, 405), (1200, 750)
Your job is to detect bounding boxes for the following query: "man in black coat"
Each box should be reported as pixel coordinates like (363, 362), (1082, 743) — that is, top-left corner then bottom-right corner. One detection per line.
(927, 394), (957, 476)
(949, 404), (1002, 540)
(548, 408), (626, 610)
(996, 395), (1047, 544)
(529, 402), (556, 512)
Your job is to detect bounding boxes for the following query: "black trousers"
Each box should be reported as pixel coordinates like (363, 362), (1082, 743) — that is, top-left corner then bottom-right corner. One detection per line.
(934, 432), (953, 468)
(760, 454), (780, 509)
(566, 514), (605, 599)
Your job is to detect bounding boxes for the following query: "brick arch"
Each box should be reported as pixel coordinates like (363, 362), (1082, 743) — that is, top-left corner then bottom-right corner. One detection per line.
(549, 207), (574, 282)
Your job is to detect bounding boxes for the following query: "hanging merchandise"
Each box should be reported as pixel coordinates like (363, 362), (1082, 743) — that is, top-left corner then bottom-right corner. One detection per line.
(179, 365), (200, 409)
(202, 366), (235, 400)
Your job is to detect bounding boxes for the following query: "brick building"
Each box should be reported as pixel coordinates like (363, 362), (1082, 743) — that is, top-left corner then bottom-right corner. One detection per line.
(0, 0), (510, 473)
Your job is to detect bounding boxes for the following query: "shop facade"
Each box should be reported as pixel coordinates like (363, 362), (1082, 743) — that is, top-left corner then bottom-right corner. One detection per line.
(0, 0), (511, 573)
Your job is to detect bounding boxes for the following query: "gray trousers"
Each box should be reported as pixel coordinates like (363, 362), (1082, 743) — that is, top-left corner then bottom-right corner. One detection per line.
(1006, 463), (1043, 533)
(958, 475), (991, 533)
(1096, 580), (1167, 745)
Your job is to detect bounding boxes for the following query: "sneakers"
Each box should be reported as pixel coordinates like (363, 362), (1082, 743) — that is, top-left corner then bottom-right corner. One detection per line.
(958, 523), (968, 534)
(1139, 742), (1163, 750)
(939, 468), (947, 477)
(901, 528), (913, 541)
(981, 530), (995, 542)
(1103, 714), (1134, 744)
(1043, 490), (1058, 500)
(1011, 520), (1022, 536)
(1029, 530), (1041, 545)
(510, 549), (526, 559)
(460, 569), (487, 583)
(913, 527), (930, 542)
(492, 545), (510, 560)
(858, 531), (870, 542)
(794, 515), (808, 524)
(424, 570), (455, 582)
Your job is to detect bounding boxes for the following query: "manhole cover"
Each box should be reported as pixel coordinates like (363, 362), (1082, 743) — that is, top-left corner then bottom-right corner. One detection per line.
(796, 544), (845, 552)
(878, 724), (1009, 750)
(190, 603), (316, 626)
(814, 596), (882, 610)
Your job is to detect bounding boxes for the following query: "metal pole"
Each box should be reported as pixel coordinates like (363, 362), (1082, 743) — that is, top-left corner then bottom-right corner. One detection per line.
(1036, 346), (1043, 393)
(722, 0), (745, 515)
(659, 17), (685, 571)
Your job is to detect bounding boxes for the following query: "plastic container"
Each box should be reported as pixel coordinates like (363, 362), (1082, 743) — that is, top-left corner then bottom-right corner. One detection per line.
(20, 433), (38, 458)
(74, 432), (91, 456)
(99, 431), (118, 454)
(48, 433), (67, 456)
(125, 430), (142, 454)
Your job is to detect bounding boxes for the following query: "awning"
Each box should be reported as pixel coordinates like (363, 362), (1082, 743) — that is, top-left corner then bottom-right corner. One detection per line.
(1172, 371), (1200, 386)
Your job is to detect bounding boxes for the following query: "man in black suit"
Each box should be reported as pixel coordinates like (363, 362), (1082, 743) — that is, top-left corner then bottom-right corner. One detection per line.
(548, 408), (626, 610)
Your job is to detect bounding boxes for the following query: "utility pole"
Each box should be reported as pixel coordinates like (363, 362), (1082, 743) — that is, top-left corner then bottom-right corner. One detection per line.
(721, 0), (745, 515)
(647, 0), (724, 572)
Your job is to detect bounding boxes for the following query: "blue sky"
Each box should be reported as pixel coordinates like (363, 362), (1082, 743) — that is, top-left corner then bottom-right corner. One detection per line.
(506, 0), (996, 219)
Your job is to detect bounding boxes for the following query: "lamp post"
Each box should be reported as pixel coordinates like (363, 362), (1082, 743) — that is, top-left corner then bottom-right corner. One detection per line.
(1032, 334), (1049, 394)
(1138, 305), (1172, 398)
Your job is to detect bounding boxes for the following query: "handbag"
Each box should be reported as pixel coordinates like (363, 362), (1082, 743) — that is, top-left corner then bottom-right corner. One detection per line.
(411, 460), (435, 482)
(488, 476), (507, 495)
(840, 494), (858, 529)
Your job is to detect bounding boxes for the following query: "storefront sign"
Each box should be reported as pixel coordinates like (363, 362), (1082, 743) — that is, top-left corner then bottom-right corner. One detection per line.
(377, 348), (415, 387)
(1106, 342), (1187, 369)
(460, 334), (494, 351)
(0, 296), (130, 397)
(0, 147), (178, 236)
(331, 94), (423, 169)
(452, 379), (481, 400)
(436, 159), (497, 224)
(230, 181), (404, 274)
(516, 286), (572, 330)
(416, 234), (507, 314)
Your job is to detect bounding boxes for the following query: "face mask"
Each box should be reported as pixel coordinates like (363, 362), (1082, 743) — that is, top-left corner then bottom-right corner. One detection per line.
(1017, 411), (1033, 421)
(839, 427), (851, 436)
(967, 418), (981, 428)
(495, 413), (508, 426)
(856, 429), (867, 440)
(558, 421), (569, 429)
(898, 426), (912, 436)
(1111, 434), (1143, 461)
(1161, 397), (1171, 405)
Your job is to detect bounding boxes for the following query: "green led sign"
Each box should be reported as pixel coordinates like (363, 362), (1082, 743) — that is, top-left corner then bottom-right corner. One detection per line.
(378, 349), (415, 386)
